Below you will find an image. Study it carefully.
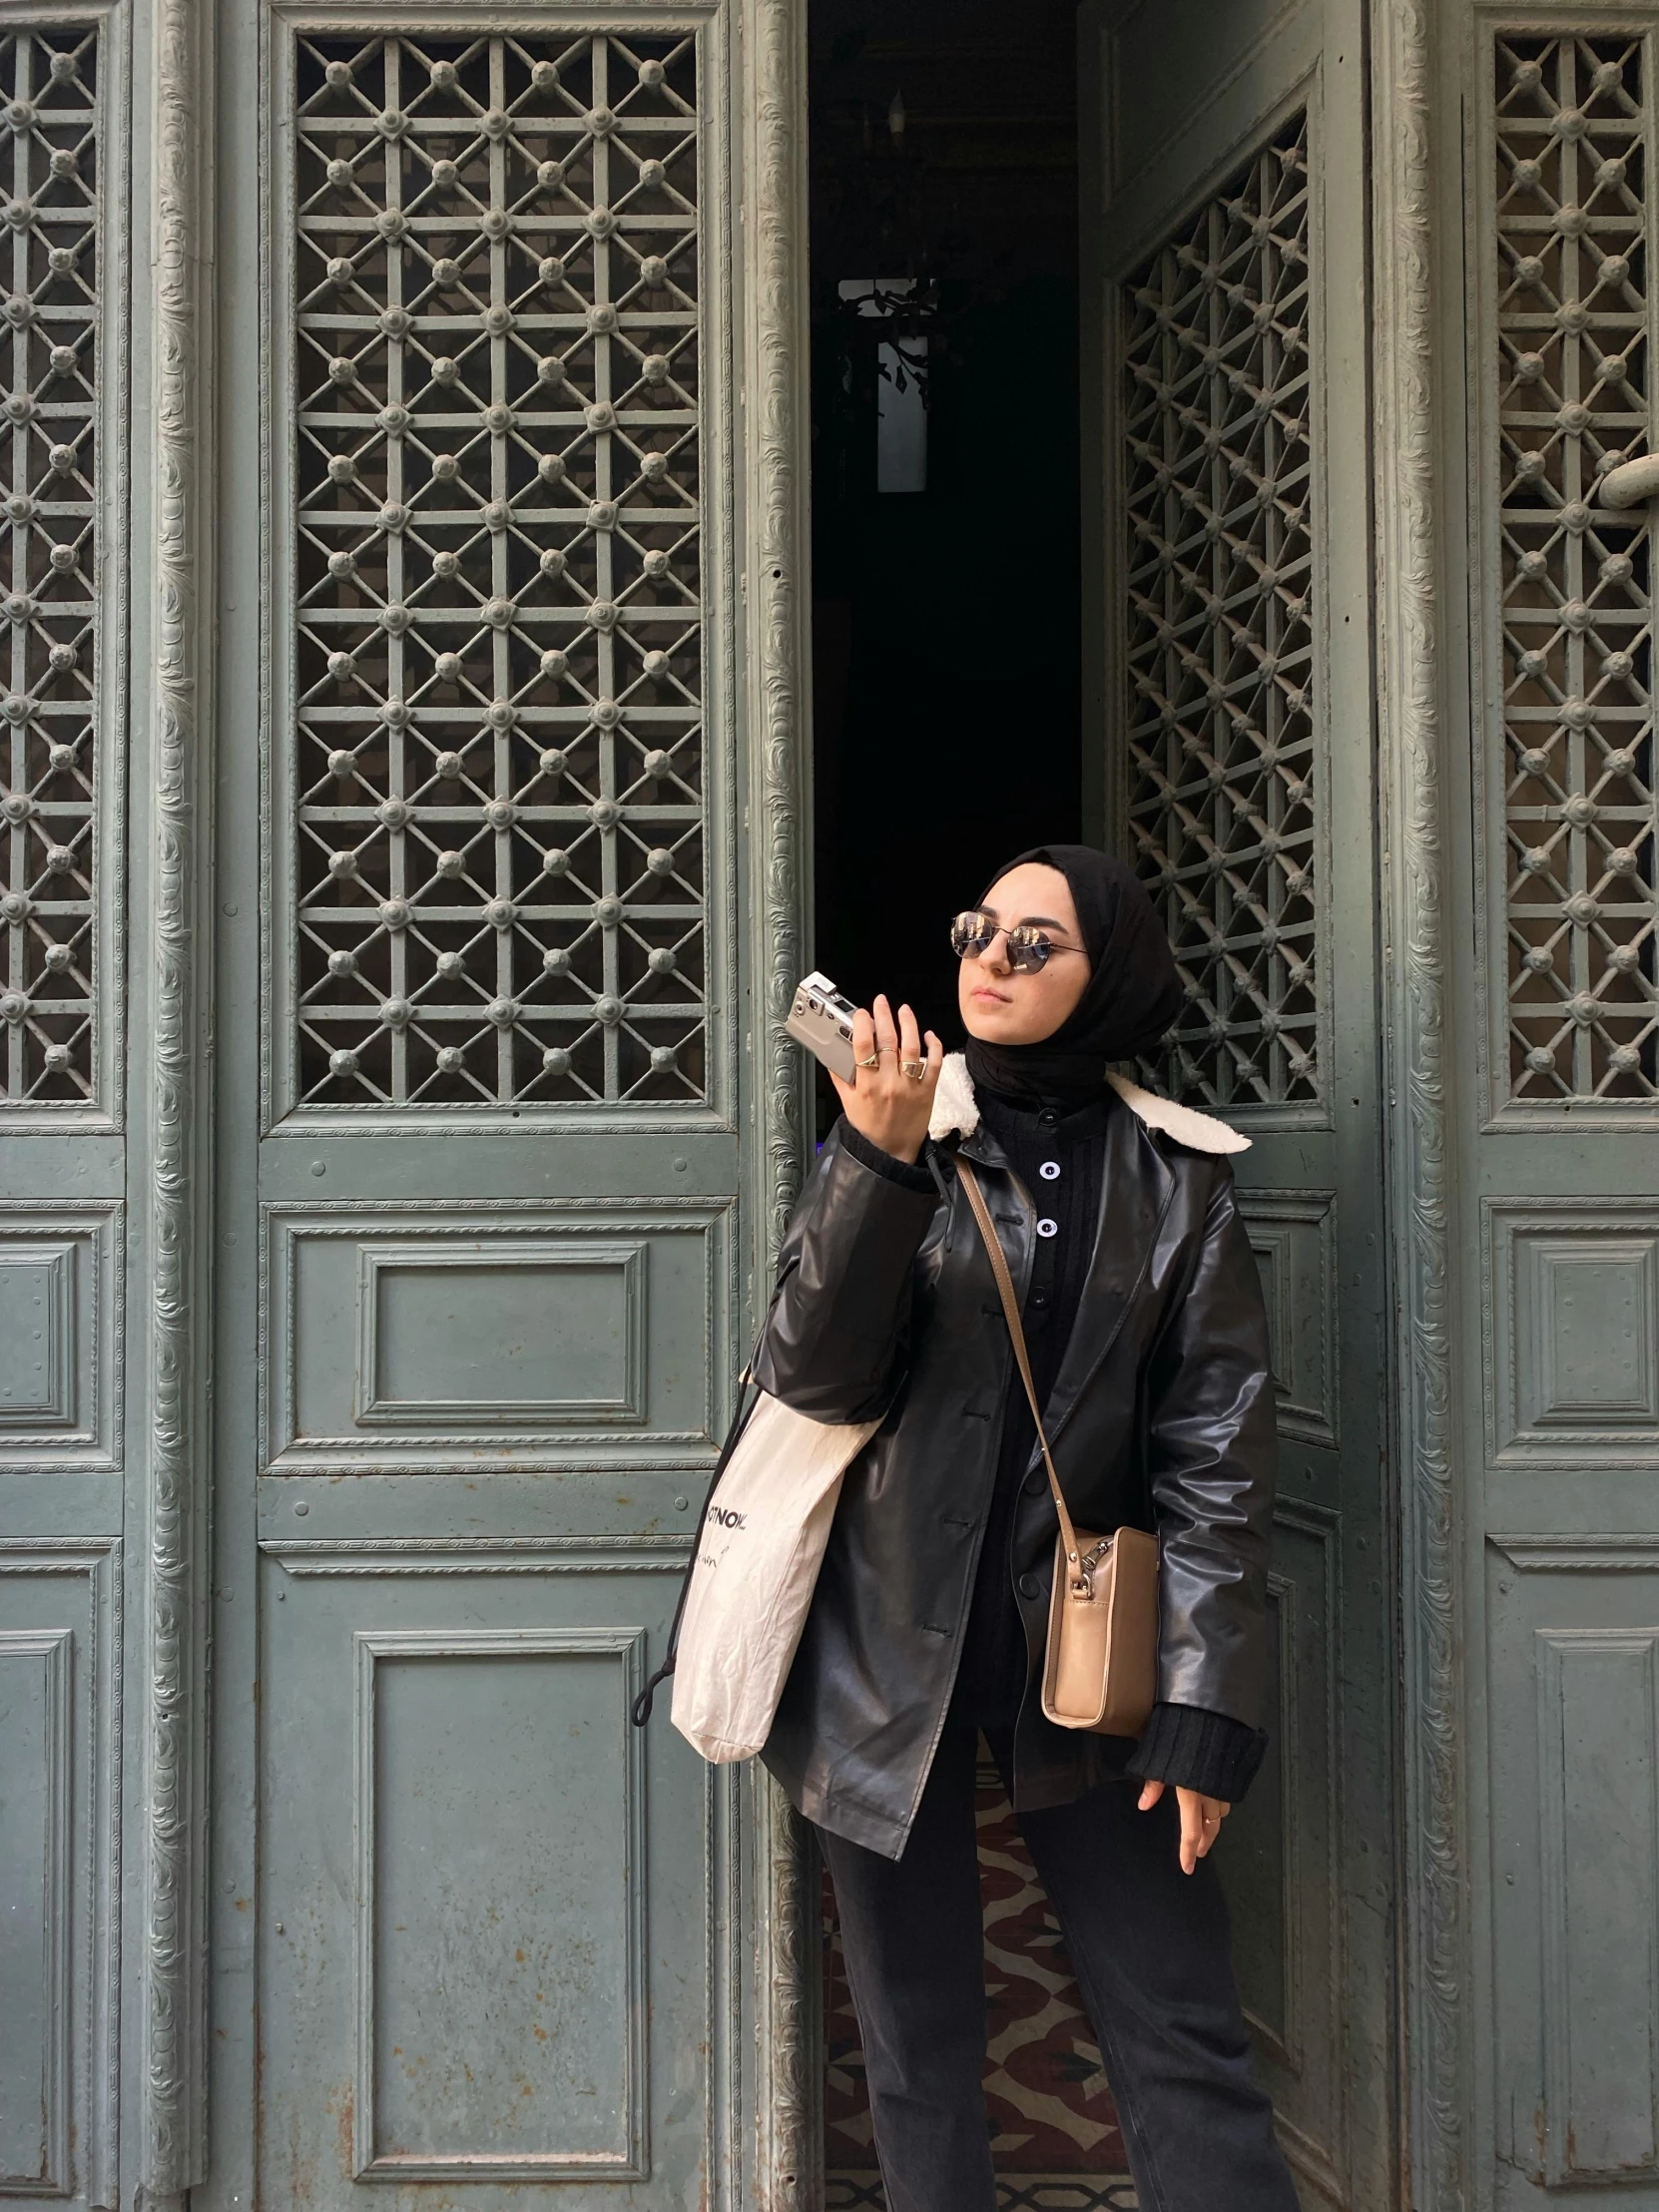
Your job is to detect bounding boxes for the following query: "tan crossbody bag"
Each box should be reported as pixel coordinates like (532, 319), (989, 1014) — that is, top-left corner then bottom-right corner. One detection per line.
(957, 1158), (1160, 1737)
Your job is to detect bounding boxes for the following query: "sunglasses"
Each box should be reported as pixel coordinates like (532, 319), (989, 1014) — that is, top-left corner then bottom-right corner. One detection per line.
(950, 909), (1088, 973)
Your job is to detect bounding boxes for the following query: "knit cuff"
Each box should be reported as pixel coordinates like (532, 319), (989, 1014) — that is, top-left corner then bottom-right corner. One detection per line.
(836, 1118), (938, 1194)
(1126, 1702), (1268, 1805)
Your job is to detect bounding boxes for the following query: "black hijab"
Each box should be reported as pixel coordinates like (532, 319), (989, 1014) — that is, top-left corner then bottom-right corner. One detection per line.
(961, 844), (1184, 1108)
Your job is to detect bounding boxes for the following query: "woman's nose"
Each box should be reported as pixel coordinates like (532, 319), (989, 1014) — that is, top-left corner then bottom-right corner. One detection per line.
(978, 930), (1012, 975)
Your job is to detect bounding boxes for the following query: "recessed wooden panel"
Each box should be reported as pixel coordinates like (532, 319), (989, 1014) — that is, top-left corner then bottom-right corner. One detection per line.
(0, 1206), (120, 1469)
(1240, 1192), (1337, 1446)
(1488, 1203), (1659, 1463)
(354, 1629), (647, 2177)
(1219, 1501), (1343, 2205)
(0, 1547), (118, 2210)
(263, 1200), (730, 1472)
(1538, 1627), (1659, 2182)
(1487, 1546), (1659, 2190)
(256, 1558), (716, 2207)
(355, 1242), (645, 1423)
(0, 1249), (73, 1424)
(0, 1629), (70, 2193)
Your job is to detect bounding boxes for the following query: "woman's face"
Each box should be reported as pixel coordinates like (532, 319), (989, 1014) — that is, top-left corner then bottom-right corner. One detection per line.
(957, 862), (1092, 1045)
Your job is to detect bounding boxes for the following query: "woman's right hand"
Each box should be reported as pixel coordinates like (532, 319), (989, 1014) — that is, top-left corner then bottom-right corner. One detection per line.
(830, 993), (943, 1164)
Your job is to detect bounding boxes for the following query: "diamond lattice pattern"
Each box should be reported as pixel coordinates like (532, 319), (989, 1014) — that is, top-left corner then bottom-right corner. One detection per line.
(1123, 114), (1317, 1111)
(0, 29), (98, 1104)
(1495, 34), (1658, 1102)
(292, 33), (705, 1106)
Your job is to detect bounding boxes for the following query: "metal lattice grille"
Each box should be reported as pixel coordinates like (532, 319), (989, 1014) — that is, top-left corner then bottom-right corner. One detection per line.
(1122, 114), (1317, 1111)
(0, 30), (98, 1104)
(1494, 34), (1658, 1102)
(291, 32), (705, 1107)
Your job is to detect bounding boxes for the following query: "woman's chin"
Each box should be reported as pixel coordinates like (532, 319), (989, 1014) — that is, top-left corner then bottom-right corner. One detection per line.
(961, 1013), (1039, 1046)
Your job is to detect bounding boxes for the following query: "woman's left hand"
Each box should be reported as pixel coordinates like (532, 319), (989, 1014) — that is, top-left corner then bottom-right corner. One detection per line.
(1136, 1779), (1230, 1875)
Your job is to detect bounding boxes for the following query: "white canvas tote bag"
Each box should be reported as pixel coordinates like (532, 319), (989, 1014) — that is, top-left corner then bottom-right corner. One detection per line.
(632, 1382), (879, 1764)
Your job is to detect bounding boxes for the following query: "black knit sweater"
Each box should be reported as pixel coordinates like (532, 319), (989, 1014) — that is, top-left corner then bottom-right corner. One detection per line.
(838, 1097), (1267, 1806)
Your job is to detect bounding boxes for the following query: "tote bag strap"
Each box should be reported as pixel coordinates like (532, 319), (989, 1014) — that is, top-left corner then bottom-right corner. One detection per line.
(630, 1345), (763, 1728)
(955, 1158), (1088, 1578)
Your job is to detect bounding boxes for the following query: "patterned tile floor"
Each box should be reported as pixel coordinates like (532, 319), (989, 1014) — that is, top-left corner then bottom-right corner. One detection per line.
(825, 1748), (1135, 2209)
(826, 2177), (1138, 2211)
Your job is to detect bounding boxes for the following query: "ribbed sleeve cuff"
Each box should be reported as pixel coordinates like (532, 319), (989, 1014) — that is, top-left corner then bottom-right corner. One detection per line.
(1126, 1702), (1268, 1804)
(835, 1118), (938, 1194)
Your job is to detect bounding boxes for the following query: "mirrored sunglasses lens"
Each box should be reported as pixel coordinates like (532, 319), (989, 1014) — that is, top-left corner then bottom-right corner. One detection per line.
(950, 911), (996, 959)
(1005, 930), (1050, 972)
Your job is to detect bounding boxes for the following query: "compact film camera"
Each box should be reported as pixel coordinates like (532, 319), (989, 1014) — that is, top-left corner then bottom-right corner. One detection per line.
(785, 971), (859, 1082)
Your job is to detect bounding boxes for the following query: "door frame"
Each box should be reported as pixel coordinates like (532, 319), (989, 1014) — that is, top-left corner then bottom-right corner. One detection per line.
(1371, 1), (1467, 2206)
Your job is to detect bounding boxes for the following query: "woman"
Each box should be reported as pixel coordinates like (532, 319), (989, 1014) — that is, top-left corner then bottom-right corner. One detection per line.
(757, 845), (1298, 2212)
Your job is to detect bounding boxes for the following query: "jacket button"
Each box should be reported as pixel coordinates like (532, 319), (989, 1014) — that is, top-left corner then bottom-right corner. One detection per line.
(1018, 1572), (1041, 1599)
(1023, 1470), (1045, 1495)
(1038, 1108), (1058, 1128)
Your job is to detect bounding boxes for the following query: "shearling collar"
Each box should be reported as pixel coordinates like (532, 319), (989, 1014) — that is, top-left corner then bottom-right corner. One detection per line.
(926, 1052), (1249, 1156)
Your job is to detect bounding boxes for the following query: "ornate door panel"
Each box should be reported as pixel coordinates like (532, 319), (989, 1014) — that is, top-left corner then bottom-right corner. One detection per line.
(1086, 2), (1394, 2204)
(1456, 20), (1659, 2206)
(0, 15), (127, 2210)
(200, 4), (808, 2207)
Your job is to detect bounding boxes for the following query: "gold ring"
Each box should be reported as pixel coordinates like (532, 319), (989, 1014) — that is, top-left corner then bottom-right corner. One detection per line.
(900, 1058), (925, 1080)
(855, 1052), (880, 1070)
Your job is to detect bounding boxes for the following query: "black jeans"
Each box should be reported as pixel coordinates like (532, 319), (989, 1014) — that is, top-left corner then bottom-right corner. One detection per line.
(816, 1697), (1301, 2212)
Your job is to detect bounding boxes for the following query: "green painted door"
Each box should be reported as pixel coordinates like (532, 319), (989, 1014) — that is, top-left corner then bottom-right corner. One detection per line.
(1083, 3), (1395, 2203)
(1443, 16), (1659, 2204)
(201, 6), (809, 2207)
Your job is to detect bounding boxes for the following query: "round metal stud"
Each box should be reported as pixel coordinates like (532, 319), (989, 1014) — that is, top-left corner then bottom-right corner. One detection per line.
(434, 1045), (466, 1074)
(542, 1045), (572, 1075)
(326, 949), (357, 978)
(379, 898), (411, 930)
(331, 1048), (361, 1079)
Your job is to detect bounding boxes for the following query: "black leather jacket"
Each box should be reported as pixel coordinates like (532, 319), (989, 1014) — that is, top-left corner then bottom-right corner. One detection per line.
(757, 1061), (1278, 1860)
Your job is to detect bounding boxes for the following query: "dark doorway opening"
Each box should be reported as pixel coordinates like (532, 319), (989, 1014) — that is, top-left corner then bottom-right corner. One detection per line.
(807, 12), (1126, 2206)
(808, 0), (1084, 1141)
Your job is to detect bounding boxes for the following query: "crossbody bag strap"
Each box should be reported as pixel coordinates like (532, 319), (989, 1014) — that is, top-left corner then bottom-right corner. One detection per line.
(956, 1157), (1085, 1574)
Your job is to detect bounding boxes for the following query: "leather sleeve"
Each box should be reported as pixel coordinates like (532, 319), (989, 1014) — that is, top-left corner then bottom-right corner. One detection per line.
(752, 1126), (941, 1423)
(1144, 1158), (1278, 1730)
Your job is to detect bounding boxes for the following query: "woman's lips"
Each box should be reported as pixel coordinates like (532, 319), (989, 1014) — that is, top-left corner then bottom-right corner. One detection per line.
(969, 986), (1008, 1003)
